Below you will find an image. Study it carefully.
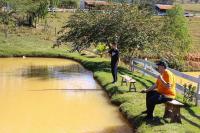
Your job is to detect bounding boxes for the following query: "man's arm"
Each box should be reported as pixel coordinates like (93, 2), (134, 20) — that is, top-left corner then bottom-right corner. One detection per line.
(157, 75), (171, 89)
(141, 84), (157, 93)
(117, 57), (120, 65)
(116, 51), (120, 65)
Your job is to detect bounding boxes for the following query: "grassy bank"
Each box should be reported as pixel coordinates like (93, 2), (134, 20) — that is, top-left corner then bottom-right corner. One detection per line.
(1, 31), (200, 132)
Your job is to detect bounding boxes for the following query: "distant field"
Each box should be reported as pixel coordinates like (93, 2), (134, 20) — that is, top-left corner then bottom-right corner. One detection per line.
(188, 17), (200, 53)
(180, 4), (200, 53)
(42, 12), (71, 31)
(37, 12), (71, 41)
(182, 4), (200, 13)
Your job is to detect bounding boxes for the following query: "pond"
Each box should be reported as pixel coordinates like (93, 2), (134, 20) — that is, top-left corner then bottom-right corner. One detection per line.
(0, 58), (132, 133)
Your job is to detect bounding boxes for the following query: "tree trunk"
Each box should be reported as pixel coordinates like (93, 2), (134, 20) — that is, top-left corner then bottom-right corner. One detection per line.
(28, 15), (33, 27)
(35, 19), (37, 28)
(4, 24), (8, 38)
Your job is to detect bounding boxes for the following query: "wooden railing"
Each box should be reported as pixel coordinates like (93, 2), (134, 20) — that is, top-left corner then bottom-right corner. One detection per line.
(130, 58), (200, 106)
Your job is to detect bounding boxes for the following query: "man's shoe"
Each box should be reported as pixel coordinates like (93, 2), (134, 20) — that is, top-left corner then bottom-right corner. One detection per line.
(144, 115), (154, 121)
(112, 81), (116, 84)
(141, 110), (147, 114)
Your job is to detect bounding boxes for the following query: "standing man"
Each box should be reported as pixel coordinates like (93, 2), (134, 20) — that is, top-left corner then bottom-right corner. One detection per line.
(141, 60), (176, 120)
(108, 43), (119, 84)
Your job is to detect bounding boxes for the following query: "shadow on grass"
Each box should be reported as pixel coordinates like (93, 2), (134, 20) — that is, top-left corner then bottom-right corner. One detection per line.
(184, 106), (200, 120)
(133, 114), (165, 129)
(132, 74), (155, 85)
(106, 86), (124, 96)
(181, 115), (200, 128)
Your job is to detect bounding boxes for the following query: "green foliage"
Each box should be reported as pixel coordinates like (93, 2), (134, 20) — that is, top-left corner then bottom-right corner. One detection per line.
(49, 0), (60, 8)
(0, 0), (6, 7)
(95, 42), (108, 57)
(58, 4), (192, 71)
(59, 4), (161, 57)
(158, 5), (192, 70)
(0, 0), (49, 27)
(0, 9), (13, 25)
(183, 83), (197, 105)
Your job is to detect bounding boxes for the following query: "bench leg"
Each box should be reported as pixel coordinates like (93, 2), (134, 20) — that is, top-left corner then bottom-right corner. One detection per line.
(163, 103), (182, 123)
(133, 83), (136, 92)
(163, 103), (173, 118)
(170, 106), (182, 123)
(129, 83), (136, 92)
(129, 83), (132, 91)
(121, 78), (124, 86)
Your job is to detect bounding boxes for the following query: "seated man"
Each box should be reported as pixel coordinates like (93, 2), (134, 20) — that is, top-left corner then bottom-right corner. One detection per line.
(141, 60), (176, 120)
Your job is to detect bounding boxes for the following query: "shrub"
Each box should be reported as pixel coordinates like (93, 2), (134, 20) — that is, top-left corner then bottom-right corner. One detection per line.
(95, 42), (108, 58)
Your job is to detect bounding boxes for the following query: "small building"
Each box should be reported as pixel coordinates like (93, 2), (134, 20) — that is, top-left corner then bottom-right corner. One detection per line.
(155, 4), (174, 16)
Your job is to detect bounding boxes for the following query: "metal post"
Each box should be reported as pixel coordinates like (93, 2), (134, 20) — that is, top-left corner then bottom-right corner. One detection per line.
(196, 75), (200, 106)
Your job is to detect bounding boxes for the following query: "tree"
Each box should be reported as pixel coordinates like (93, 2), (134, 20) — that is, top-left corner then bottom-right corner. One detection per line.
(49, 0), (60, 11)
(157, 5), (191, 70)
(0, 0), (49, 27)
(0, 0), (15, 38)
(0, 0), (6, 8)
(58, 4), (161, 56)
(58, 4), (191, 70)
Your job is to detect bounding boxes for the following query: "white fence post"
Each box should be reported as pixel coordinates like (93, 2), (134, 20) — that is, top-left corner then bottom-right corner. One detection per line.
(196, 75), (200, 106)
(143, 58), (147, 76)
(130, 58), (134, 71)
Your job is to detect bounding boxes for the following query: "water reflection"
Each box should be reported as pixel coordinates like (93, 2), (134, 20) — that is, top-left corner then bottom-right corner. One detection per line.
(19, 64), (86, 80)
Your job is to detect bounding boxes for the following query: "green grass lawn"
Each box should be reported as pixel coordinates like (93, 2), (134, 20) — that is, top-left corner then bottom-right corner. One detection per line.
(0, 32), (68, 57)
(1, 29), (200, 132)
(40, 12), (72, 31)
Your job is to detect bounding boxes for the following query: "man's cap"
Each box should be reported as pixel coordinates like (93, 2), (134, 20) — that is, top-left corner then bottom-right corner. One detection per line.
(156, 60), (168, 68)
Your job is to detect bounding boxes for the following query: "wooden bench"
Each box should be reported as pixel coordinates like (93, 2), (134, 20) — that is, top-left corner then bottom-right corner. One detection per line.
(163, 100), (184, 123)
(120, 75), (137, 92)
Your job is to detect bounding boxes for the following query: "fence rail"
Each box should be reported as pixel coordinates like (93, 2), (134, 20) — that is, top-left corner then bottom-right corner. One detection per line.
(131, 58), (200, 105)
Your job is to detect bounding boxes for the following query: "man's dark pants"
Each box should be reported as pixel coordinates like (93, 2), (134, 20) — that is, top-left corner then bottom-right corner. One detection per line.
(146, 91), (172, 117)
(111, 63), (118, 82)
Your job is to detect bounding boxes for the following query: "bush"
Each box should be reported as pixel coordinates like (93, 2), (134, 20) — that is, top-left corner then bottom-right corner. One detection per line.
(95, 42), (108, 58)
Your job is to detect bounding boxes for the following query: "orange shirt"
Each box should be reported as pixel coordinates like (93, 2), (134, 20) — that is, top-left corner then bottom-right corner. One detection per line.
(156, 70), (176, 99)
